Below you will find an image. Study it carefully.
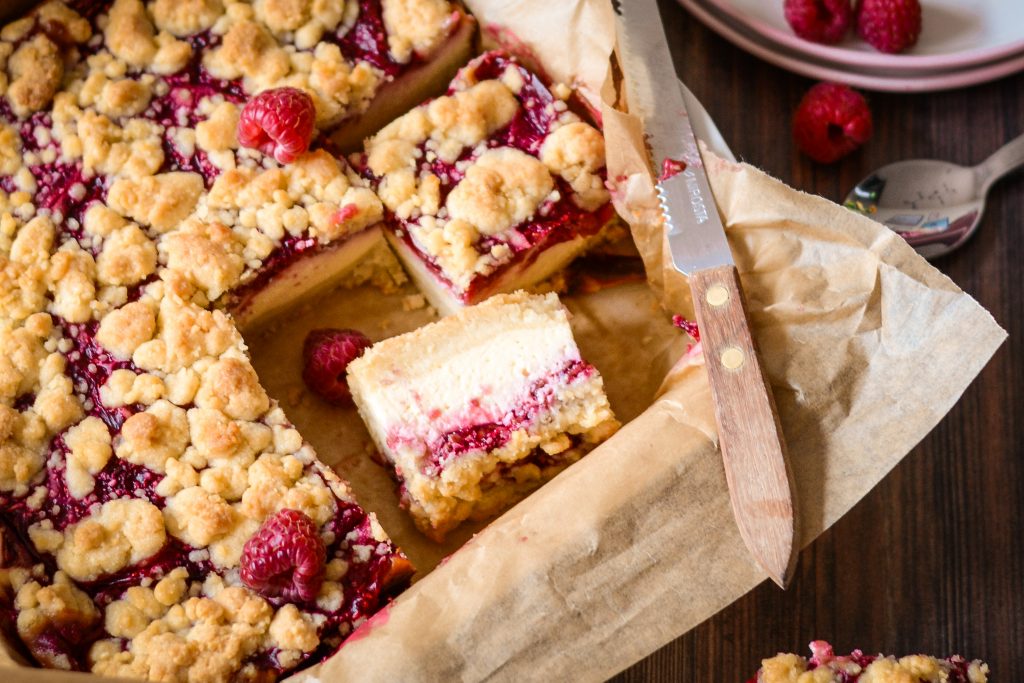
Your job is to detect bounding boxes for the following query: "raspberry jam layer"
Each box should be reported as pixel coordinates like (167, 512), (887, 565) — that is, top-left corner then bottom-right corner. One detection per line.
(423, 359), (594, 475)
(372, 52), (615, 302)
(395, 199), (615, 304)
(337, 0), (407, 78)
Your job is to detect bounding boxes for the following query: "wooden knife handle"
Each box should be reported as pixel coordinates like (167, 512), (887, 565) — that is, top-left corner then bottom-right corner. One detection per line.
(689, 264), (797, 588)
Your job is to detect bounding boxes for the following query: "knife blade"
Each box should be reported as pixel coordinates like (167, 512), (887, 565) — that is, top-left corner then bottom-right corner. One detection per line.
(614, 0), (798, 588)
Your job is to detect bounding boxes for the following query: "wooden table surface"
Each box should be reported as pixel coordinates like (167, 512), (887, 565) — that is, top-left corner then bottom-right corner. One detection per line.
(615, 2), (1024, 681)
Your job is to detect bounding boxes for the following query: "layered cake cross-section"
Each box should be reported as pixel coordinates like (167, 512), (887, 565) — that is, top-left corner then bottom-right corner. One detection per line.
(751, 641), (990, 683)
(348, 291), (620, 541)
(361, 51), (618, 315)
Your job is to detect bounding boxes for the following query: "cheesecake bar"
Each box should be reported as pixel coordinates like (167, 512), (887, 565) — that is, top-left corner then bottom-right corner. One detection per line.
(751, 642), (989, 683)
(7, 0), (472, 330)
(0, 0), (495, 678)
(348, 292), (619, 541)
(361, 52), (617, 315)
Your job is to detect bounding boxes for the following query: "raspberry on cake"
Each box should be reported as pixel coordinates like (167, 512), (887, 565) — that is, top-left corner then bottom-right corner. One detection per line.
(348, 291), (620, 541)
(361, 51), (618, 315)
(751, 641), (990, 683)
(237, 87), (317, 164)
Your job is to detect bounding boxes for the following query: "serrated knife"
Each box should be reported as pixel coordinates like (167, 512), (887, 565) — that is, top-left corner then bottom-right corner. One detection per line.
(614, 0), (797, 588)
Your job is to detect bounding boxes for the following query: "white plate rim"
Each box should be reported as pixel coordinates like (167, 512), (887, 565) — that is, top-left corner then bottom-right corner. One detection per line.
(679, 0), (1024, 93)
(707, 0), (1024, 71)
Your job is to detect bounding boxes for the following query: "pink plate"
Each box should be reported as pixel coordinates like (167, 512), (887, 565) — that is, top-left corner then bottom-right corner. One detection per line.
(707, 0), (1024, 73)
(679, 0), (1024, 93)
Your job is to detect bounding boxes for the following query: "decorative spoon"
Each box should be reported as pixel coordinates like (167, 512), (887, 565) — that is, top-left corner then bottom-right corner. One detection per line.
(844, 133), (1024, 259)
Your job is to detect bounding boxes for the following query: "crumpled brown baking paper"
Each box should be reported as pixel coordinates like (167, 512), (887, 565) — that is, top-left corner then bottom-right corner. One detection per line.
(6, 0), (1006, 681)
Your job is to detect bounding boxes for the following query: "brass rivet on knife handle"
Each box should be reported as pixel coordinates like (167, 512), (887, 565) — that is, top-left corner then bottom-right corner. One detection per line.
(690, 264), (798, 588)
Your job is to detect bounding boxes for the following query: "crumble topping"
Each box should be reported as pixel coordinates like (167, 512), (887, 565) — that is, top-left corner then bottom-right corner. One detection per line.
(15, 571), (99, 669)
(757, 643), (990, 683)
(0, 258), (49, 321)
(0, 320), (52, 403)
(115, 399), (190, 472)
(150, 0), (224, 36)
(255, 0), (344, 39)
(33, 362), (84, 434)
(56, 498), (167, 581)
(7, 34), (64, 118)
(381, 0), (451, 64)
(204, 16), (289, 85)
(160, 219), (247, 300)
(540, 121), (610, 211)
(0, 124), (22, 175)
(107, 172), (204, 232)
(0, 439), (45, 495)
(188, 407), (273, 465)
(63, 415), (113, 498)
(11, 217), (55, 268)
(99, 368), (164, 407)
(35, 1), (93, 43)
(95, 223), (158, 286)
(446, 147), (554, 236)
(90, 579), (280, 682)
(75, 111), (166, 178)
(83, 204), (129, 238)
(47, 246), (98, 323)
(194, 100), (239, 152)
(163, 484), (242, 549)
(366, 80), (518, 177)
(363, 53), (612, 293)
(95, 300), (157, 359)
(194, 356), (270, 420)
(104, 583), (175, 638)
(77, 57), (157, 118)
(104, 0), (193, 73)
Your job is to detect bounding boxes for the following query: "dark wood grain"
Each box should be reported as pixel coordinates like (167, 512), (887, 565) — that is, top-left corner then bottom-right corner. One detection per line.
(690, 265), (796, 589)
(614, 1), (1024, 680)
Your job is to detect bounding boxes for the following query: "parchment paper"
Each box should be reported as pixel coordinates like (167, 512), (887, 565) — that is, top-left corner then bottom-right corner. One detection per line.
(6, 0), (1006, 681)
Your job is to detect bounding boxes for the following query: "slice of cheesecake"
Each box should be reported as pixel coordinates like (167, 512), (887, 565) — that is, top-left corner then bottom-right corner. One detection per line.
(751, 642), (990, 683)
(348, 291), (619, 541)
(361, 52), (618, 315)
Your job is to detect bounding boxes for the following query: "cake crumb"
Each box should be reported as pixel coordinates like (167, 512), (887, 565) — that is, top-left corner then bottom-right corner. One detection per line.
(401, 294), (426, 311)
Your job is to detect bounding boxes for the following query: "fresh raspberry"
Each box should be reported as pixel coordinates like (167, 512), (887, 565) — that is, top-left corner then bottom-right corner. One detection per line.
(302, 328), (372, 405)
(856, 0), (922, 54)
(792, 83), (873, 164)
(784, 0), (853, 45)
(240, 509), (326, 603)
(237, 87), (316, 164)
